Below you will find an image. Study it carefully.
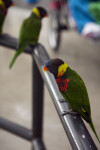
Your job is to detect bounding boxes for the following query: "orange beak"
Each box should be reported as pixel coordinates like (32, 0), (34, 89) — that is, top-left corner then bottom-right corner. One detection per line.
(57, 70), (64, 77)
(43, 66), (49, 72)
(45, 14), (48, 18)
(11, 3), (15, 6)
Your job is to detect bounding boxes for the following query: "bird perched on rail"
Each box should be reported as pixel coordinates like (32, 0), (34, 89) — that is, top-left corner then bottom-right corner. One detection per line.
(9, 7), (48, 69)
(43, 58), (100, 143)
(0, 0), (14, 34)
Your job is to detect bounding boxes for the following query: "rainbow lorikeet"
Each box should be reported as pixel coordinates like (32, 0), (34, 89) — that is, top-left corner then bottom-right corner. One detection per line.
(43, 58), (100, 143)
(0, 0), (14, 34)
(9, 7), (48, 69)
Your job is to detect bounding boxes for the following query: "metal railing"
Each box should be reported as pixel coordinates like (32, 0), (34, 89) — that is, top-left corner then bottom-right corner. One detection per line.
(0, 34), (98, 150)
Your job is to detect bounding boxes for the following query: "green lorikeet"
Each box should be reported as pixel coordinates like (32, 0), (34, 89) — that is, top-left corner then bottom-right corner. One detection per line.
(0, 0), (14, 34)
(9, 7), (48, 69)
(43, 58), (100, 143)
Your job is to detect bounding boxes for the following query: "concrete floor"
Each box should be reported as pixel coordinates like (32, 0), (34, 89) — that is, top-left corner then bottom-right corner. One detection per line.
(0, 5), (100, 150)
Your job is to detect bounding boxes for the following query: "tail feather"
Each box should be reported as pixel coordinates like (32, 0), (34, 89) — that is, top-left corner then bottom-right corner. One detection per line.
(9, 52), (19, 69)
(90, 118), (100, 143)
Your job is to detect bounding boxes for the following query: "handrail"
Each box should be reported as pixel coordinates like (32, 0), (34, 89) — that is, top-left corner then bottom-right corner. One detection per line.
(0, 34), (98, 150)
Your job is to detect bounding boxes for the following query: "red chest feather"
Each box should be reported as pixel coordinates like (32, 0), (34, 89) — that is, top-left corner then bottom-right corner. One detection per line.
(56, 78), (69, 92)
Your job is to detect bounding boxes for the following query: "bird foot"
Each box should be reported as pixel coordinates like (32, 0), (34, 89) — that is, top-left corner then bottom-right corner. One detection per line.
(29, 44), (35, 49)
(58, 99), (67, 103)
(61, 109), (78, 117)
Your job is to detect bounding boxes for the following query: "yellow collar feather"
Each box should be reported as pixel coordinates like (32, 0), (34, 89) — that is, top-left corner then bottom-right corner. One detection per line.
(0, 0), (5, 8)
(32, 8), (41, 18)
(57, 63), (68, 77)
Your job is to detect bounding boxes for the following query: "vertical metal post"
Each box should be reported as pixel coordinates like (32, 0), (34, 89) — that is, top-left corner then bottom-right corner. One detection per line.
(32, 57), (46, 150)
(32, 58), (44, 138)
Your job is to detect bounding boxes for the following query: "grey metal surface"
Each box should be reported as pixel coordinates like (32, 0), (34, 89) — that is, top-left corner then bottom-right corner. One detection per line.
(0, 117), (33, 141)
(33, 44), (98, 150)
(0, 34), (33, 54)
(32, 139), (46, 150)
(32, 59), (44, 139)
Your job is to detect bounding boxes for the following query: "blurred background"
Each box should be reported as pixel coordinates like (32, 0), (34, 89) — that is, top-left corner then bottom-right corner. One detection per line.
(0, 0), (100, 150)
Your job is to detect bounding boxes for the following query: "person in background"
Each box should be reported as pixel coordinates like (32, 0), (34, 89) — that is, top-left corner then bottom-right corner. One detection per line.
(68, 0), (100, 40)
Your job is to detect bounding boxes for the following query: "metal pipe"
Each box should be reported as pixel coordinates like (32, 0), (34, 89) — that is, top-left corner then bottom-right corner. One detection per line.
(33, 44), (98, 150)
(32, 139), (46, 150)
(32, 59), (44, 139)
(0, 117), (33, 141)
(0, 34), (33, 54)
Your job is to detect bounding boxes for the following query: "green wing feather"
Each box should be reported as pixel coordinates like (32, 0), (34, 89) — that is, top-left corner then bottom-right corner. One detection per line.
(9, 13), (41, 68)
(61, 67), (100, 143)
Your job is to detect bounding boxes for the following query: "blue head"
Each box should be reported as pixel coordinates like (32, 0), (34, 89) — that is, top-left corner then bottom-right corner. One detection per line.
(43, 58), (65, 77)
(3, 0), (14, 8)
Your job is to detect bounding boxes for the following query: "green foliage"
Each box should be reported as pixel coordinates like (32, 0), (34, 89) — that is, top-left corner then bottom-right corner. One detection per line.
(89, 2), (100, 24)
